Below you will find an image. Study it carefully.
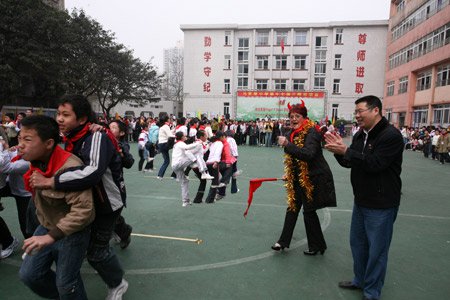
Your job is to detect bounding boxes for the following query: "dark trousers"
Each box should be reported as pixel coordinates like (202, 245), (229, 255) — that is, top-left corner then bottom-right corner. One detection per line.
(87, 209), (124, 288)
(0, 216), (13, 249)
(277, 200), (327, 251)
(187, 167), (207, 203)
(205, 164), (220, 203)
(14, 195), (32, 238)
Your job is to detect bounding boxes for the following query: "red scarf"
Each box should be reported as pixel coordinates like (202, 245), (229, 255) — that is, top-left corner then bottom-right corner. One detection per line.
(11, 155), (21, 162)
(290, 119), (320, 142)
(199, 125), (206, 130)
(64, 123), (120, 153)
(23, 146), (72, 192)
(64, 123), (91, 153)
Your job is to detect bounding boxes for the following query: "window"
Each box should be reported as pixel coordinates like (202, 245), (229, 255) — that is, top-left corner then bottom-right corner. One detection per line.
(314, 63), (326, 74)
(256, 56), (269, 70)
(387, 81), (395, 96)
(275, 31), (288, 45)
(224, 79), (230, 94)
(332, 104), (339, 120)
(398, 76), (408, 94)
(224, 102), (230, 116)
(412, 106), (428, 127)
(274, 79), (287, 90)
(335, 28), (343, 44)
(238, 64), (249, 76)
(275, 55), (288, 70)
(396, 0), (405, 12)
(224, 31), (231, 46)
(416, 71), (432, 91)
(315, 36), (327, 48)
(294, 31), (307, 45)
(294, 55), (306, 69)
(256, 79), (268, 90)
(256, 31), (269, 46)
(437, 64), (450, 86)
(333, 79), (341, 94)
(238, 51), (249, 62)
(224, 55), (231, 69)
(238, 38), (249, 49)
(334, 54), (342, 69)
(433, 104), (450, 125)
(292, 79), (306, 91)
(389, 22), (450, 69)
(315, 50), (327, 62)
(313, 77), (325, 89)
(237, 78), (248, 89)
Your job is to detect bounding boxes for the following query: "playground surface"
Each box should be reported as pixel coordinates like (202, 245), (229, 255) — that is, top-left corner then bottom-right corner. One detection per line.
(0, 142), (449, 299)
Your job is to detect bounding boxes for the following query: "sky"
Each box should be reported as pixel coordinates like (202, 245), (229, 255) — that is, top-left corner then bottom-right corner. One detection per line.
(65, 0), (390, 71)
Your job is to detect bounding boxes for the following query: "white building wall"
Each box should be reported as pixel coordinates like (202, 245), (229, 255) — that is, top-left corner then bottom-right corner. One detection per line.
(181, 21), (387, 120)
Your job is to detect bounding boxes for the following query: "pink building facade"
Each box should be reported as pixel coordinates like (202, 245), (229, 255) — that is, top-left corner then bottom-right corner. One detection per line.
(384, 0), (450, 128)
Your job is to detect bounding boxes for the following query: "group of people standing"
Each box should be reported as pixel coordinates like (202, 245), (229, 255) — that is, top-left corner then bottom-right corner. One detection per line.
(401, 125), (450, 164)
(0, 93), (412, 300)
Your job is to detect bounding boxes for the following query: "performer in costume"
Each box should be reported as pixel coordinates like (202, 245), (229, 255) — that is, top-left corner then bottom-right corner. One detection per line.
(271, 101), (336, 255)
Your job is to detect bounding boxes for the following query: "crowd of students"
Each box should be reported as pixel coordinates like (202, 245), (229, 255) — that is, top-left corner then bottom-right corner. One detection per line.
(0, 96), (246, 299)
(400, 126), (450, 164)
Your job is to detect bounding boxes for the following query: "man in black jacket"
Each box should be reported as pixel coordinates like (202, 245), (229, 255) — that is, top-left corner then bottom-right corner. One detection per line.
(325, 95), (404, 300)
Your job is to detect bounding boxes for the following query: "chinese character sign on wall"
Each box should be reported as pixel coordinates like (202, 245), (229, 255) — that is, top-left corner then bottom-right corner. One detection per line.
(203, 36), (212, 93)
(355, 33), (367, 94)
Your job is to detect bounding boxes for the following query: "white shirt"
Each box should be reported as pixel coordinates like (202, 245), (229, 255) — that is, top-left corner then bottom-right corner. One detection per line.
(205, 126), (214, 139)
(227, 137), (238, 157)
(138, 131), (148, 149)
(206, 141), (223, 164)
(171, 141), (198, 167)
(175, 125), (188, 136)
(158, 124), (175, 143)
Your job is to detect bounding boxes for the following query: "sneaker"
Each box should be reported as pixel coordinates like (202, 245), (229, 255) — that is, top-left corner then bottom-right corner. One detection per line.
(218, 182), (226, 188)
(201, 173), (215, 180)
(182, 201), (190, 207)
(1, 237), (19, 259)
(156, 176), (163, 180)
(233, 170), (243, 178)
(119, 225), (132, 249)
(215, 194), (225, 201)
(147, 157), (155, 162)
(106, 279), (128, 300)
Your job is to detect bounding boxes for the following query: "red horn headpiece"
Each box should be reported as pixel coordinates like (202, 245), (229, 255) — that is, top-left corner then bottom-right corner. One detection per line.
(287, 102), (292, 110)
(300, 99), (305, 108)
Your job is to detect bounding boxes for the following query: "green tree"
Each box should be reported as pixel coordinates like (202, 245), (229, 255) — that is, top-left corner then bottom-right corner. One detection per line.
(0, 0), (70, 109)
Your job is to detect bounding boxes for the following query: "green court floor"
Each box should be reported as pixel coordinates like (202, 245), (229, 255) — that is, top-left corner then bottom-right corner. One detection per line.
(0, 142), (449, 299)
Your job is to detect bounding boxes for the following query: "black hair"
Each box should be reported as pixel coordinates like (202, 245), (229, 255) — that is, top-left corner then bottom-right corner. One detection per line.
(355, 95), (382, 116)
(5, 113), (15, 120)
(18, 112), (26, 118)
(58, 94), (95, 123)
(196, 130), (206, 139)
(175, 131), (184, 141)
(21, 115), (61, 147)
(215, 131), (225, 139)
(110, 120), (127, 141)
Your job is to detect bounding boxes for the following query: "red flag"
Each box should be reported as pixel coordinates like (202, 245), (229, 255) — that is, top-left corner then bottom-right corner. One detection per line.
(280, 39), (285, 54)
(244, 178), (279, 217)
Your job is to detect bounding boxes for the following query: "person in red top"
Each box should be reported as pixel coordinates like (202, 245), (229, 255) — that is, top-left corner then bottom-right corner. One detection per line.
(212, 131), (236, 201)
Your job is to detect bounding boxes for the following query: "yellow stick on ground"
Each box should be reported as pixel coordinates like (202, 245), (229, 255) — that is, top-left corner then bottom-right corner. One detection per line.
(131, 233), (203, 244)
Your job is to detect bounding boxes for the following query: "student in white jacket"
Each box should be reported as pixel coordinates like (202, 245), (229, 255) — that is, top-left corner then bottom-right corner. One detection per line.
(171, 132), (213, 207)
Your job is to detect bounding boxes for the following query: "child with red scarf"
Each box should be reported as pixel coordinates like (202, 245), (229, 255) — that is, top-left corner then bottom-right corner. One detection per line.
(30, 95), (129, 299)
(18, 115), (94, 299)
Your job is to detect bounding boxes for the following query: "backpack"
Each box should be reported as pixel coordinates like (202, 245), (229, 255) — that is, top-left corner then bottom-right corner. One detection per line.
(148, 125), (159, 144)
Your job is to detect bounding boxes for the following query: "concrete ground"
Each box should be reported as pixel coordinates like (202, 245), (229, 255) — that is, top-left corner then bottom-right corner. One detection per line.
(0, 142), (449, 299)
